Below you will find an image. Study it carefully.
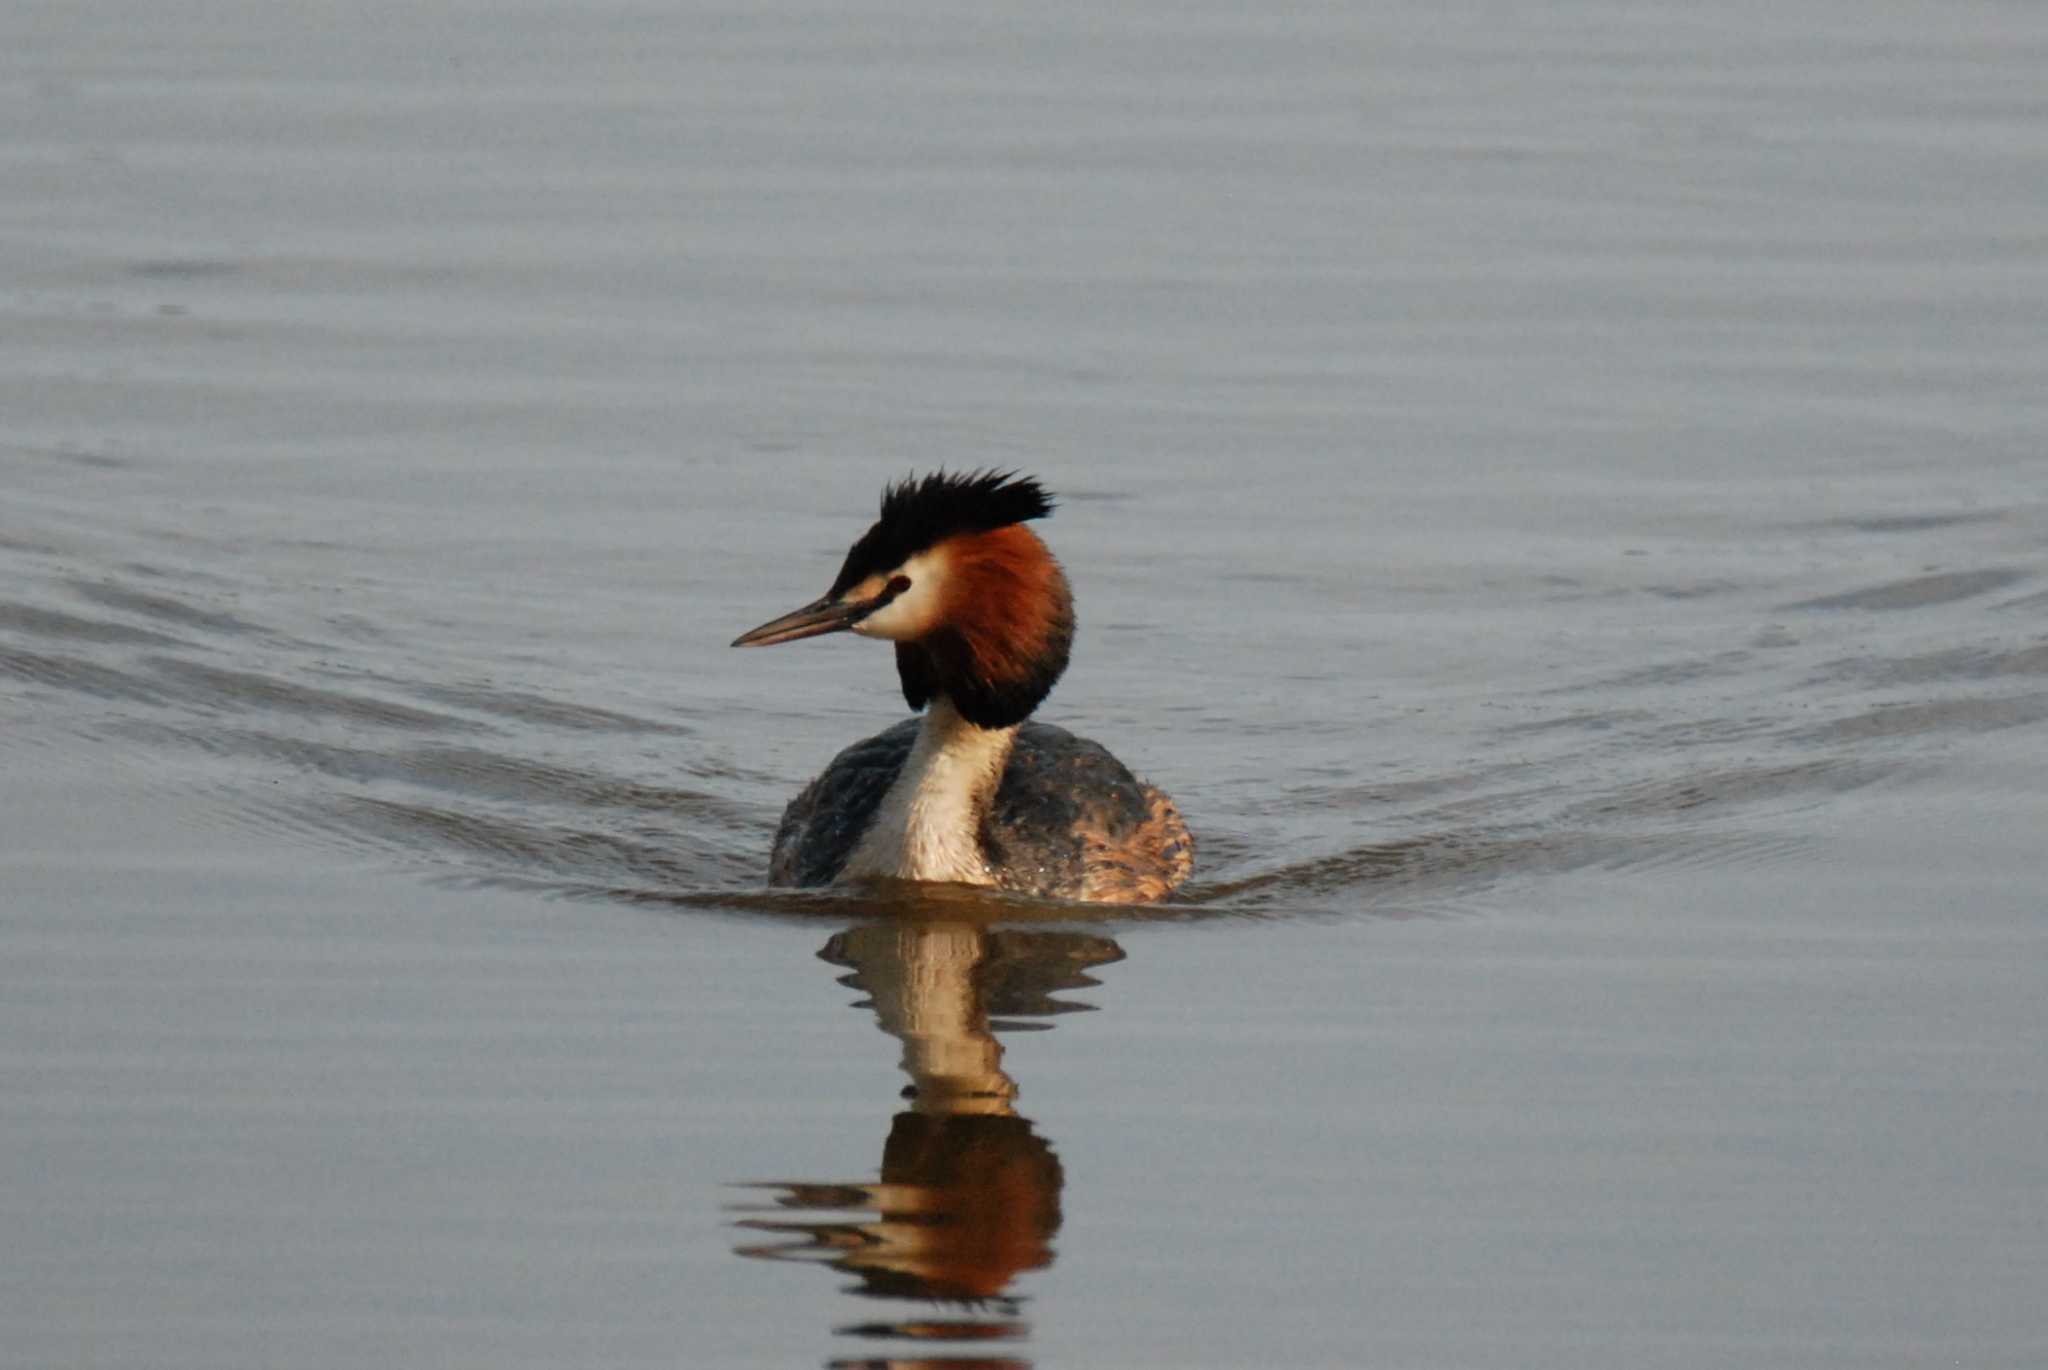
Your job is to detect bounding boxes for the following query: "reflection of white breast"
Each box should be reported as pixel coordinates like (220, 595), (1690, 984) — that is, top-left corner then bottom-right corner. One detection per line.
(847, 922), (1016, 1114)
(841, 698), (1015, 886)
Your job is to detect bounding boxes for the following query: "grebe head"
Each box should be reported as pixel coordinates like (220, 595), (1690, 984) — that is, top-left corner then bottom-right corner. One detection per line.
(732, 470), (1075, 729)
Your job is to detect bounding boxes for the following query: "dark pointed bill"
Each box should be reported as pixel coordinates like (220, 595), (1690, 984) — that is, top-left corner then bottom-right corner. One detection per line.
(730, 595), (869, 648)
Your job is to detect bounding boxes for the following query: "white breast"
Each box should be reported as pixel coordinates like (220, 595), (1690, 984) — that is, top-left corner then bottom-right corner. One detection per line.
(840, 698), (1017, 886)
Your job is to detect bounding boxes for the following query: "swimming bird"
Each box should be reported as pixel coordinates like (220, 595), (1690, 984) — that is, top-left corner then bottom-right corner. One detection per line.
(732, 471), (1191, 904)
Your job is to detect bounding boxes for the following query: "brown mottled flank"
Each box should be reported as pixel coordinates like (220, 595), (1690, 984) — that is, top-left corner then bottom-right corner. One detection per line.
(1074, 784), (1194, 905)
(765, 717), (1193, 905)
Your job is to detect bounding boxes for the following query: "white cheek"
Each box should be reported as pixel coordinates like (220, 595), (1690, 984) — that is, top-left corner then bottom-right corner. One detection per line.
(851, 552), (946, 641)
(851, 578), (938, 640)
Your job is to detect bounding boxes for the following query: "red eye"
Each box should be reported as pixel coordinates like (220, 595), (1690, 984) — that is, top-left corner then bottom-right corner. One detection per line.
(887, 575), (912, 595)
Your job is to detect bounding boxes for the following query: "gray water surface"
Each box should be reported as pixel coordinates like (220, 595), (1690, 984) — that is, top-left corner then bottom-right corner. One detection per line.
(5, 3), (2048, 1367)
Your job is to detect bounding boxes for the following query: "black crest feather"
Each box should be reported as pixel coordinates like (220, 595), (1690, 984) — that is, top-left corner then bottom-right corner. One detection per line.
(827, 470), (1055, 598)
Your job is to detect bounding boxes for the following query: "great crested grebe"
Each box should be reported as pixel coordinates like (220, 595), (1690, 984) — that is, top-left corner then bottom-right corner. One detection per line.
(732, 470), (1192, 904)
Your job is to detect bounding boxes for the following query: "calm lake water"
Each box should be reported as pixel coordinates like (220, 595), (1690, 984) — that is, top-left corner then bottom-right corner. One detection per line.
(6, 2), (2047, 1366)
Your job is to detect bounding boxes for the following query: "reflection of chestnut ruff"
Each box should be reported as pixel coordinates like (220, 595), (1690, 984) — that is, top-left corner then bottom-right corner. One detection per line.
(734, 1112), (1062, 1306)
(859, 1111), (1063, 1302)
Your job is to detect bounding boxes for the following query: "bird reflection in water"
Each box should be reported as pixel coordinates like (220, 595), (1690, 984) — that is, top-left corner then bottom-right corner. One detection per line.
(732, 919), (1122, 1369)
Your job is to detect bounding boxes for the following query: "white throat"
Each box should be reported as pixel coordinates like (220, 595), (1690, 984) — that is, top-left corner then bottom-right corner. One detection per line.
(840, 698), (1018, 887)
